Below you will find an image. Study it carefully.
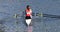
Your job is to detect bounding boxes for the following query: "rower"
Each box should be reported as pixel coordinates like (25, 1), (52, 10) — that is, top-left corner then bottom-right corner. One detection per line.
(25, 5), (32, 26)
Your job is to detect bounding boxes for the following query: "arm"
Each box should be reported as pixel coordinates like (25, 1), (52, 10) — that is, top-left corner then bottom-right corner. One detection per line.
(30, 9), (32, 18)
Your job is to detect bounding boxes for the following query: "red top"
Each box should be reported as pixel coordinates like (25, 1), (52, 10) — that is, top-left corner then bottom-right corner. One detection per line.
(26, 9), (32, 16)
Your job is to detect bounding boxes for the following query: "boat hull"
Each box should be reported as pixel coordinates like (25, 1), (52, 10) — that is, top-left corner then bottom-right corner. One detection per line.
(25, 19), (31, 26)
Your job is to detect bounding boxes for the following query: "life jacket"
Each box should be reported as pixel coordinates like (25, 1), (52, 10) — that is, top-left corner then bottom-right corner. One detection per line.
(26, 9), (32, 16)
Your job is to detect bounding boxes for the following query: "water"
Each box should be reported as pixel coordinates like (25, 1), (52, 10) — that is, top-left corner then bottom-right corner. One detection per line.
(0, 0), (60, 32)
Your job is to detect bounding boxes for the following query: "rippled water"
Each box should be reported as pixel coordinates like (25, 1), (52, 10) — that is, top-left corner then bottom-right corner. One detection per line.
(0, 0), (60, 32)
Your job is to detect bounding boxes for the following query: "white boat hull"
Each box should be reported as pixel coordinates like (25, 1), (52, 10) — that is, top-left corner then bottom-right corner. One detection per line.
(25, 19), (31, 26)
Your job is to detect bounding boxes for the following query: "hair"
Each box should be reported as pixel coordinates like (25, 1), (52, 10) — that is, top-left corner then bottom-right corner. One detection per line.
(26, 5), (30, 9)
